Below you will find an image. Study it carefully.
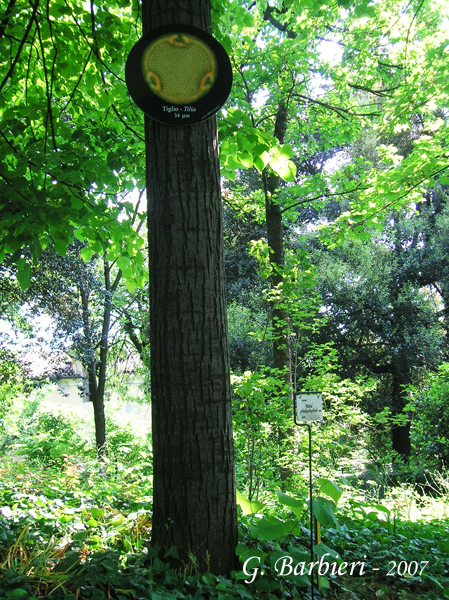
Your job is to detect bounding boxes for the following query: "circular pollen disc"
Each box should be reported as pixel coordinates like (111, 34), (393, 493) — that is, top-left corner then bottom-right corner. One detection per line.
(125, 25), (233, 126)
(142, 33), (218, 104)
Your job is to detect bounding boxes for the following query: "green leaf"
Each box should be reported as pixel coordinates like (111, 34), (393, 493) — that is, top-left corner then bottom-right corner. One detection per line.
(91, 507), (104, 520)
(80, 247), (95, 262)
(253, 143), (270, 158)
(249, 516), (289, 541)
(57, 5), (72, 15)
(53, 238), (68, 256)
(236, 543), (266, 563)
(242, 13), (254, 27)
(375, 504), (390, 515)
(5, 590), (29, 600)
(269, 155), (297, 182)
(317, 479), (343, 504)
(279, 144), (294, 159)
(74, 229), (87, 242)
(16, 261), (31, 291)
(314, 542), (342, 562)
(239, 152), (254, 168)
(254, 156), (265, 171)
(135, 252), (143, 267)
(222, 167), (236, 181)
(278, 159), (297, 182)
(125, 278), (137, 293)
(312, 497), (339, 529)
(355, 4), (375, 17)
(236, 491), (265, 515)
(276, 491), (305, 518)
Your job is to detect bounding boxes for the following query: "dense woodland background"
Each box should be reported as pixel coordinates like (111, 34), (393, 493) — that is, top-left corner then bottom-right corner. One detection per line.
(1, 0), (449, 597)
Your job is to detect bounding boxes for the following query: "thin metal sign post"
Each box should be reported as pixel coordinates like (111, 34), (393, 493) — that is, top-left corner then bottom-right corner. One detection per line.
(294, 392), (323, 600)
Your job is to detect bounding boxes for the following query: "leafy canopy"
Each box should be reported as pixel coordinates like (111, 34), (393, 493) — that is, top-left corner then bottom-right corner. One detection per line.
(0, 0), (146, 288)
(1, 0), (448, 284)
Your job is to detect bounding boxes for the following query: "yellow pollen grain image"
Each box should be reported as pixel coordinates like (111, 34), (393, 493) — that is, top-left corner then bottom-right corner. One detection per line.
(142, 32), (218, 104)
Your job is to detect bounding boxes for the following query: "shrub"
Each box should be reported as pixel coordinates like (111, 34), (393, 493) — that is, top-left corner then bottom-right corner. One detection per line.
(410, 363), (449, 468)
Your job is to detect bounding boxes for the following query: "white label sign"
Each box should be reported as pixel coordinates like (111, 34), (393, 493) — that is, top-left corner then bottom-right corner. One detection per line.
(295, 392), (323, 423)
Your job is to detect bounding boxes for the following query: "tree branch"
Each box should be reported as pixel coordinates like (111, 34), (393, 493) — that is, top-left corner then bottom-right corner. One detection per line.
(0, 0), (39, 94)
(348, 82), (401, 97)
(60, 49), (93, 114)
(347, 162), (449, 231)
(0, 0), (17, 39)
(123, 312), (145, 357)
(111, 104), (145, 142)
(292, 92), (381, 119)
(377, 60), (405, 70)
(263, 6), (296, 39)
(280, 184), (369, 214)
(35, 15), (57, 151)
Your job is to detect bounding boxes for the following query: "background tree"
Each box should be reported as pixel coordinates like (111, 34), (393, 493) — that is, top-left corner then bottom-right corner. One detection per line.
(313, 230), (445, 459)
(395, 183), (449, 346)
(224, 203), (271, 372)
(0, 232), (147, 456)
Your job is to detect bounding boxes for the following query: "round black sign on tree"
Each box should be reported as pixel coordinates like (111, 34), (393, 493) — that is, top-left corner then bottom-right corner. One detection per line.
(125, 25), (233, 126)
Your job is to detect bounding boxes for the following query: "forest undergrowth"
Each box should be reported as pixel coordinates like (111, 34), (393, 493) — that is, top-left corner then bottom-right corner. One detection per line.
(1, 389), (449, 600)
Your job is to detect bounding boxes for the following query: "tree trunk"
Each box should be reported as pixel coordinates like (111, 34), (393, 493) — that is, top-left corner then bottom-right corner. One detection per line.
(264, 170), (288, 375)
(143, 0), (237, 575)
(391, 371), (411, 461)
(80, 287), (107, 456)
(262, 102), (292, 484)
(392, 423), (411, 459)
(390, 225), (412, 462)
(79, 257), (122, 458)
(90, 381), (107, 457)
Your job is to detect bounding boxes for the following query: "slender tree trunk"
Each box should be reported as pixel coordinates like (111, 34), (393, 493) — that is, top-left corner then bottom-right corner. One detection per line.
(439, 283), (449, 345)
(90, 381), (107, 457)
(143, 0), (237, 575)
(391, 225), (412, 462)
(80, 286), (107, 455)
(263, 171), (288, 376)
(391, 371), (411, 460)
(80, 258), (123, 458)
(262, 102), (292, 484)
(392, 422), (411, 460)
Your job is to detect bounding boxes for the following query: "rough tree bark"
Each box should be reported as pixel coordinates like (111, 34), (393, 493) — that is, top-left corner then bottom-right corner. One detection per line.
(143, 0), (237, 574)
